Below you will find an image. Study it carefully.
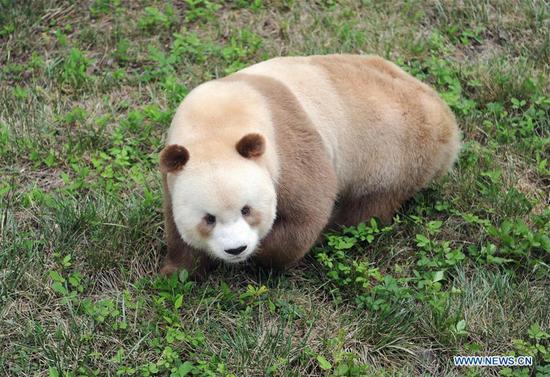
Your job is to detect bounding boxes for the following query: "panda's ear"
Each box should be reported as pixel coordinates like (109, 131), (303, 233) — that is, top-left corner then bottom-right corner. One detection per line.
(236, 133), (265, 159)
(160, 144), (189, 173)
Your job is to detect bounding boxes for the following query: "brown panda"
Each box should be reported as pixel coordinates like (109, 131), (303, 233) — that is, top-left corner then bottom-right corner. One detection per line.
(159, 54), (461, 278)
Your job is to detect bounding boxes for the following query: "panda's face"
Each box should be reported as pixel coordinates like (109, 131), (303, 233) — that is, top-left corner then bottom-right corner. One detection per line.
(170, 161), (276, 263)
(161, 134), (276, 264)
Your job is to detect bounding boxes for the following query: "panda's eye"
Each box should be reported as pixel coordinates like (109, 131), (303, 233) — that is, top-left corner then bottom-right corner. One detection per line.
(241, 205), (251, 216)
(204, 214), (216, 225)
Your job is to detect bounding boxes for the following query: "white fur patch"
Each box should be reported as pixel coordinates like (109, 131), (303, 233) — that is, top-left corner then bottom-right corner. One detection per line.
(208, 217), (259, 263)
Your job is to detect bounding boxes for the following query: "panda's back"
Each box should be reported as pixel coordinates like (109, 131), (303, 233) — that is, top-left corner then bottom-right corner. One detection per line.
(240, 55), (460, 194)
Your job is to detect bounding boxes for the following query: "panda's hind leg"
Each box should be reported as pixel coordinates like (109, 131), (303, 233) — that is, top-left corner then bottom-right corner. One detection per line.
(329, 191), (407, 228)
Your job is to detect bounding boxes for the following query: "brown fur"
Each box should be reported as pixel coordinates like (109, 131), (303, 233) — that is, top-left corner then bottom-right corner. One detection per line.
(236, 133), (265, 158)
(330, 191), (406, 227)
(244, 208), (263, 227)
(160, 145), (189, 173)
(196, 221), (213, 238)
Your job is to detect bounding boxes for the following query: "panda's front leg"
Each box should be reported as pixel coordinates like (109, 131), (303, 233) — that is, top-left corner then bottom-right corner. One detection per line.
(253, 198), (335, 269)
(160, 239), (215, 280)
(253, 149), (338, 268)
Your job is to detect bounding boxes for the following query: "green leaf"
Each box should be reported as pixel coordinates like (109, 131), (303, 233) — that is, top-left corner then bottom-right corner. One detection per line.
(528, 323), (549, 340)
(68, 276), (79, 287)
(48, 367), (60, 377)
(316, 355), (332, 370)
(433, 270), (445, 282)
(256, 285), (269, 296)
(172, 361), (194, 376)
(62, 255), (72, 267)
(51, 282), (68, 295)
(427, 220), (443, 233)
(178, 269), (189, 283)
(148, 363), (159, 373)
(49, 270), (65, 283)
(174, 294), (183, 310)
(415, 234), (430, 248)
(487, 255), (513, 265)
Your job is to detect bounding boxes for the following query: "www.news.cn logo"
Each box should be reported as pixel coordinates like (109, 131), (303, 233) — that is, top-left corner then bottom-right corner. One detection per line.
(454, 356), (533, 367)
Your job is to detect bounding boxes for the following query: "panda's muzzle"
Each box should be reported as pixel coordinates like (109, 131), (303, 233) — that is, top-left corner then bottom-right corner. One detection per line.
(225, 245), (247, 255)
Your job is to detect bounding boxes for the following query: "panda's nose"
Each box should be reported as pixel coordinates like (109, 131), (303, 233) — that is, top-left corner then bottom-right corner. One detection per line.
(225, 245), (247, 255)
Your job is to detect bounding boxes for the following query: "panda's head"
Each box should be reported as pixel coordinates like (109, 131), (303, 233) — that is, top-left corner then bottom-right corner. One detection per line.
(160, 133), (276, 263)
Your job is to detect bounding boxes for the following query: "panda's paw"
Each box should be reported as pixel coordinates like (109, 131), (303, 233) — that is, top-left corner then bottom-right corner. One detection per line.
(160, 262), (179, 277)
(160, 258), (216, 281)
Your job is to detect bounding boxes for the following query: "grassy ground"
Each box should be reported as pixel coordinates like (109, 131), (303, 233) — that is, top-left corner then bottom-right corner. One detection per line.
(1, 0), (549, 376)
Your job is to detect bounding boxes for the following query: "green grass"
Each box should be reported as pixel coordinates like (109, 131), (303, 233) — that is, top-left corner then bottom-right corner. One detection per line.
(1, 0), (549, 376)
